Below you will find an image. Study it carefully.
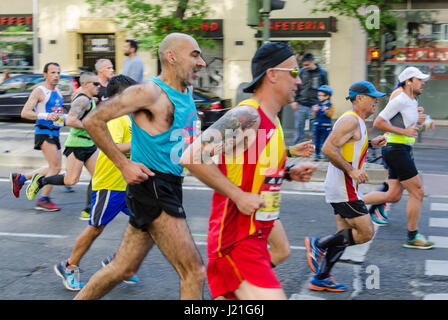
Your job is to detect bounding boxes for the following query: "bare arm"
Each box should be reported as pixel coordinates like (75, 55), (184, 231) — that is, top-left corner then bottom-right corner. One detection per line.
(181, 105), (265, 215)
(21, 87), (58, 121)
(322, 115), (368, 183)
(83, 83), (158, 184)
(373, 116), (418, 138)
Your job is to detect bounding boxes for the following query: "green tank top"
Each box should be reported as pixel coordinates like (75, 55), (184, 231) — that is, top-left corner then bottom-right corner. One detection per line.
(64, 93), (96, 148)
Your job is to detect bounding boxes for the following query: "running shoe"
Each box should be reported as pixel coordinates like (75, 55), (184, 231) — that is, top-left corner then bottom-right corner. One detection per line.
(403, 233), (434, 250)
(304, 237), (326, 274)
(54, 260), (85, 291)
(101, 254), (139, 284)
(10, 172), (24, 198)
(377, 203), (389, 220)
(35, 198), (60, 212)
(370, 210), (388, 226)
(79, 210), (90, 221)
(309, 275), (347, 292)
(26, 173), (43, 201)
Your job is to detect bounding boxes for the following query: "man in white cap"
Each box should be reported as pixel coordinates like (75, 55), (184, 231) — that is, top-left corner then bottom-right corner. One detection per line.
(363, 66), (435, 249)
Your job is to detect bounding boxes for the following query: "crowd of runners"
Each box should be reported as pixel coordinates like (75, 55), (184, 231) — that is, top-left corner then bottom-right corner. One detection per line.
(7, 33), (436, 300)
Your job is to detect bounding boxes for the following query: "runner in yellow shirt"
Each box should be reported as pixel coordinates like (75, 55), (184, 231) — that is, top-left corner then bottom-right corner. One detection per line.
(53, 75), (137, 291)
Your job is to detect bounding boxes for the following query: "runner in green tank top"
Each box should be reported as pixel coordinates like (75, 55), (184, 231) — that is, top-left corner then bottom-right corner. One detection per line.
(26, 72), (100, 220)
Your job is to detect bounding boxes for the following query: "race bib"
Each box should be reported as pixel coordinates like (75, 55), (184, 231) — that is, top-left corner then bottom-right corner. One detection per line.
(256, 168), (284, 221)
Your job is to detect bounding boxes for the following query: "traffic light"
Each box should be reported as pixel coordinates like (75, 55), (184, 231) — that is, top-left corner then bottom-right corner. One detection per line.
(247, 0), (286, 27)
(371, 49), (380, 61)
(383, 33), (396, 61)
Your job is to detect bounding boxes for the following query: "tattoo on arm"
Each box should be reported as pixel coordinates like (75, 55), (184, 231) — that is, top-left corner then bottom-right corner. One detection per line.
(69, 96), (90, 120)
(194, 106), (260, 163)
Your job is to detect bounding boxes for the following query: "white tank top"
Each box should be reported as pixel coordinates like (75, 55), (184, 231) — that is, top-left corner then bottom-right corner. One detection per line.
(324, 111), (368, 203)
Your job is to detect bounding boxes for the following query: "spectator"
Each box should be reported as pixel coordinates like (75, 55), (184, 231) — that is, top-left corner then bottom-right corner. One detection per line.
(312, 85), (334, 161)
(291, 52), (328, 144)
(121, 40), (144, 83)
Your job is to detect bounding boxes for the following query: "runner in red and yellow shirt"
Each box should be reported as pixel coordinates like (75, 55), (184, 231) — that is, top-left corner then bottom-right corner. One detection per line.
(181, 42), (317, 300)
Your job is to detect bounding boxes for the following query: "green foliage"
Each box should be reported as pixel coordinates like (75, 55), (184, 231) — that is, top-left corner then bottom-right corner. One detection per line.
(85, 0), (216, 55)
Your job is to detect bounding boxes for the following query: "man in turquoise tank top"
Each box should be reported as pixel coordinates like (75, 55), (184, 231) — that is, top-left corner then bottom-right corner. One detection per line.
(26, 72), (100, 217)
(74, 33), (206, 300)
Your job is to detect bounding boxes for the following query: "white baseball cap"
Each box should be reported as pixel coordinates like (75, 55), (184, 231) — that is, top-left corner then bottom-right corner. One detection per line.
(398, 67), (430, 83)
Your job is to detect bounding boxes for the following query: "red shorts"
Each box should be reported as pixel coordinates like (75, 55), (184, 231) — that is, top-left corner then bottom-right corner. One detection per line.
(207, 234), (282, 299)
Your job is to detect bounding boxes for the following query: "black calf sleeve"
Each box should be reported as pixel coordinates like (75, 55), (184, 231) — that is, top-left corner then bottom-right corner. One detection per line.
(41, 174), (65, 186)
(317, 229), (355, 250)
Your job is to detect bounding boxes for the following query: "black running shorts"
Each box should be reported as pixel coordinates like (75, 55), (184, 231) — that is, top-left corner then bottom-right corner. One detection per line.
(34, 134), (61, 150)
(126, 169), (185, 232)
(382, 143), (418, 181)
(330, 200), (369, 219)
(63, 145), (97, 163)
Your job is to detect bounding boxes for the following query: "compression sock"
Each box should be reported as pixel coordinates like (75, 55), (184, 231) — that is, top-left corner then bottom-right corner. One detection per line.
(39, 196), (49, 202)
(317, 245), (346, 280)
(41, 174), (65, 186)
(317, 229), (355, 250)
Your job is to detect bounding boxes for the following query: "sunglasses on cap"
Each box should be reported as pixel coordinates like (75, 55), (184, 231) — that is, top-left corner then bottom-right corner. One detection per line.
(272, 68), (299, 78)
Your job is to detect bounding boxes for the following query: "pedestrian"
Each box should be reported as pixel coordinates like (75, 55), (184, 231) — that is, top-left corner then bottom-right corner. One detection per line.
(121, 39), (144, 83)
(53, 75), (138, 291)
(25, 72), (100, 220)
(362, 67), (435, 249)
(304, 81), (387, 292)
(312, 85), (334, 161)
(181, 41), (318, 300)
(74, 33), (206, 300)
(291, 52), (328, 144)
(10, 62), (64, 211)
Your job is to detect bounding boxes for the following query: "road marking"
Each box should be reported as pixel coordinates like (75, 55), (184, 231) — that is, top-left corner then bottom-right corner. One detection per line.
(0, 232), (67, 239)
(429, 218), (448, 228)
(425, 260), (448, 276)
(428, 236), (448, 248)
(430, 203), (448, 211)
(423, 294), (448, 300)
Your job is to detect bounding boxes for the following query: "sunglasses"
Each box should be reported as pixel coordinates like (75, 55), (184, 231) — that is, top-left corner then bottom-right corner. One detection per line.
(91, 82), (101, 86)
(272, 68), (299, 78)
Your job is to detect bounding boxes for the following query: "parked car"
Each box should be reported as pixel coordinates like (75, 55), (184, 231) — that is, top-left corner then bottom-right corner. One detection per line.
(193, 87), (232, 131)
(0, 73), (80, 118)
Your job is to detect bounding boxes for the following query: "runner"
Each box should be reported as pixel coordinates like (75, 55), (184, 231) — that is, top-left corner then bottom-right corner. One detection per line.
(181, 41), (317, 300)
(53, 75), (137, 291)
(362, 67), (435, 249)
(10, 62), (64, 211)
(25, 72), (100, 220)
(304, 81), (387, 292)
(74, 33), (206, 300)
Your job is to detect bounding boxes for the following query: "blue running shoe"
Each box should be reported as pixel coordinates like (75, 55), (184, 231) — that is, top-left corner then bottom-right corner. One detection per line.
(54, 260), (84, 291)
(304, 237), (326, 273)
(101, 254), (139, 284)
(370, 210), (388, 226)
(376, 203), (389, 220)
(309, 275), (347, 292)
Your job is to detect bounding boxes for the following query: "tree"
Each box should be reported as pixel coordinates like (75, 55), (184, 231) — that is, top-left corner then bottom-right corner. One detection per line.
(85, 0), (215, 55)
(304, 0), (404, 90)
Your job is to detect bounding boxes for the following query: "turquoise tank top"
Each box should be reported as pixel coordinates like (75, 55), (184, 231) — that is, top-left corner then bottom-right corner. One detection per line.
(130, 77), (198, 176)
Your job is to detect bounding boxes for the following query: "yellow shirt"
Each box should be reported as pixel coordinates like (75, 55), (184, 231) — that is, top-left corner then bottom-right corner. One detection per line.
(92, 115), (131, 191)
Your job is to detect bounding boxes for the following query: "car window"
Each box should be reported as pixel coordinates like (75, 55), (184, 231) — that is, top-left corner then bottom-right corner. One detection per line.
(24, 76), (45, 91)
(57, 77), (73, 95)
(0, 76), (26, 93)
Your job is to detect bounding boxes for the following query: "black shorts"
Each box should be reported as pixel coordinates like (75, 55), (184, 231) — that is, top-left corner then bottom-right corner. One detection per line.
(34, 134), (61, 150)
(330, 200), (369, 219)
(126, 169), (185, 232)
(63, 145), (97, 163)
(382, 143), (418, 181)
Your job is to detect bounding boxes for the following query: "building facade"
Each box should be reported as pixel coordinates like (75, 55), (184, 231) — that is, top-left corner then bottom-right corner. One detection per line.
(1, 0), (447, 126)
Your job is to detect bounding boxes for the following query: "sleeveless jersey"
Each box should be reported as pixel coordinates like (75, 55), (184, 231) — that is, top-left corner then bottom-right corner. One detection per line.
(34, 86), (64, 137)
(64, 93), (96, 148)
(207, 99), (287, 260)
(130, 77), (198, 176)
(324, 110), (368, 203)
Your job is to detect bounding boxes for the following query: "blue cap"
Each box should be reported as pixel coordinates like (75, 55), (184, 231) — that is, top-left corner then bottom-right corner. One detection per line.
(317, 85), (333, 96)
(347, 81), (385, 100)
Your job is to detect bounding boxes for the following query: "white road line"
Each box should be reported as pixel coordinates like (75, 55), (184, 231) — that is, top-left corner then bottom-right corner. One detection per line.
(428, 236), (448, 249)
(424, 294), (448, 300)
(430, 203), (448, 211)
(0, 232), (67, 239)
(429, 218), (448, 228)
(425, 260), (448, 276)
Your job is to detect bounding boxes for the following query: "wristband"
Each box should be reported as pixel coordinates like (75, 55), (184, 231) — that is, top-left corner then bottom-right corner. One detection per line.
(284, 164), (294, 181)
(286, 147), (292, 157)
(37, 112), (49, 120)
